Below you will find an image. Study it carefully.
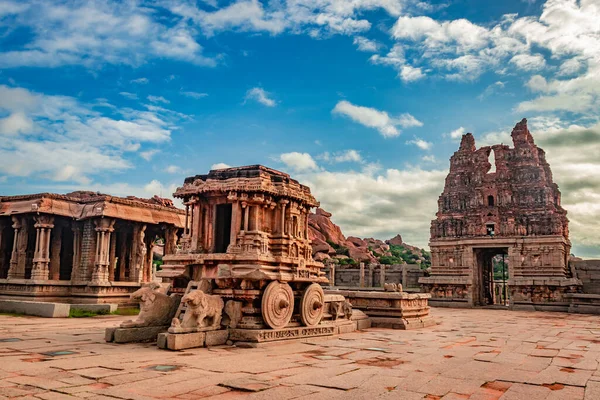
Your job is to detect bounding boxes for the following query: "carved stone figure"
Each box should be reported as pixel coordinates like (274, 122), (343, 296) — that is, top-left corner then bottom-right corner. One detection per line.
(121, 282), (178, 328)
(384, 283), (403, 292)
(171, 290), (224, 330)
(342, 300), (353, 319)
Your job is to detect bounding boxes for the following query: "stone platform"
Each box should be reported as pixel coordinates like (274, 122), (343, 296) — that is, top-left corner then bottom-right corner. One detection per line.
(2, 308), (599, 399)
(327, 289), (435, 330)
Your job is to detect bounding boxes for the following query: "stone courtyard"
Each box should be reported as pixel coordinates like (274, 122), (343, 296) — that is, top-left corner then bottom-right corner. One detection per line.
(1, 308), (599, 400)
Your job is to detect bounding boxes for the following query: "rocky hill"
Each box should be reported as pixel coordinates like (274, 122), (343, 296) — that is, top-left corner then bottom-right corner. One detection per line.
(308, 208), (431, 268)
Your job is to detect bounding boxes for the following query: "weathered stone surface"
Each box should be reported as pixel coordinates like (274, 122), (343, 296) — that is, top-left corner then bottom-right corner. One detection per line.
(205, 329), (229, 346)
(229, 325), (337, 343)
(160, 331), (206, 350)
(386, 234), (403, 246)
(0, 191), (185, 304)
(169, 289), (223, 333)
(111, 325), (169, 343)
(120, 283), (179, 328)
(421, 119), (581, 308)
(308, 208), (346, 246)
(328, 289), (433, 330)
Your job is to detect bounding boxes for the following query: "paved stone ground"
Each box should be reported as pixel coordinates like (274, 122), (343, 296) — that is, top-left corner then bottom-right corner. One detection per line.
(1, 308), (600, 399)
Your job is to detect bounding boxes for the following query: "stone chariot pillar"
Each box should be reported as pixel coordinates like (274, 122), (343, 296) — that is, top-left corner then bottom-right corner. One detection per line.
(91, 218), (115, 284)
(31, 215), (55, 281)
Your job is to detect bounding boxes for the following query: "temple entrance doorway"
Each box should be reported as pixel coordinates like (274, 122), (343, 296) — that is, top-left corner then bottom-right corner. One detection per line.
(214, 204), (232, 253)
(474, 247), (509, 307)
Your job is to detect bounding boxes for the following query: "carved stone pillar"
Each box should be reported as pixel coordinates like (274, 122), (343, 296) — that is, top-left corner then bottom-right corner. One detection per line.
(49, 224), (62, 280)
(130, 223), (146, 283)
(90, 218), (115, 284)
(108, 229), (117, 281)
(359, 262), (365, 288)
(71, 224), (82, 281)
(119, 232), (128, 281)
(164, 226), (178, 255)
(242, 202), (249, 231)
(230, 202), (240, 246)
(280, 200), (288, 236)
(7, 216), (25, 279)
(380, 264), (386, 288)
(31, 215), (55, 281)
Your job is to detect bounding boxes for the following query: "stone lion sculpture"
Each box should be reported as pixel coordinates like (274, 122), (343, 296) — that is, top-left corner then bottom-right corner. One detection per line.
(171, 290), (224, 331)
(120, 282), (179, 328)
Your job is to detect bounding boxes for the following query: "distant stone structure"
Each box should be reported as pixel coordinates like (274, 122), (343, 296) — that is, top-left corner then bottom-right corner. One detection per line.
(0, 192), (184, 303)
(420, 119), (581, 310)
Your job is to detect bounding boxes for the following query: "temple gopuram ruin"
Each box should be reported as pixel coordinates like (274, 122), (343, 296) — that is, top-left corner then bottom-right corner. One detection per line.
(420, 119), (582, 311)
(0, 192), (184, 304)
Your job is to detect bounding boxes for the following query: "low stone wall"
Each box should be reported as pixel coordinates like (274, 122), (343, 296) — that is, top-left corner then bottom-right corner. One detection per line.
(0, 299), (70, 317)
(328, 263), (425, 290)
(572, 259), (600, 294)
(0, 299), (119, 317)
(0, 279), (141, 305)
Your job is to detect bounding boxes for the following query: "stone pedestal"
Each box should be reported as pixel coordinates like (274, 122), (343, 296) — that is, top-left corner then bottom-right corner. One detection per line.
(327, 289), (435, 330)
(157, 330), (229, 350)
(105, 325), (169, 343)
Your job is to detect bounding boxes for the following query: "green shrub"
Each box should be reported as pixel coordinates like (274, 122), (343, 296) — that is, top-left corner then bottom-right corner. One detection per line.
(69, 308), (110, 318)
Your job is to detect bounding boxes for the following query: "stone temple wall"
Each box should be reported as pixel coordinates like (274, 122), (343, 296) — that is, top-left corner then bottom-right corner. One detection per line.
(572, 260), (600, 295)
(331, 263), (424, 290)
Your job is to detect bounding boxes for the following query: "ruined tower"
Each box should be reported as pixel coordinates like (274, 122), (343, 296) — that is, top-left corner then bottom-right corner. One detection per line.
(420, 119), (581, 310)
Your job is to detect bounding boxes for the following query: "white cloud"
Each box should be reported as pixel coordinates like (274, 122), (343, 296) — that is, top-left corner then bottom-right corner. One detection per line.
(0, 112), (34, 135)
(406, 136), (432, 150)
(119, 92), (138, 100)
(449, 126), (466, 140)
(130, 77), (148, 84)
(295, 164), (448, 248)
(0, 1), (217, 69)
(279, 152), (318, 171)
(140, 149), (159, 161)
(509, 53), (546, 71)
(147, 95), (170, 104)
(334, 149), (362, 163)
(320, 149), (363, 163)
(0, 84), (176, 184)
(478, 81), (506, 100)
(211, 162), (231, 170)
(181, 91), (208, 99)
(332, 100), (422, 138)
(353, 36), (382, 52)
(399, 65), (425, 82)
(165, 165), (182, 174)
(245, 87), (276, 107)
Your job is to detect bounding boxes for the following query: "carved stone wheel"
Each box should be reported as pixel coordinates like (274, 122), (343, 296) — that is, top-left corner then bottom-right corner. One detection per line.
(300, 283), (325, 327)
(261, 281), (294, 329)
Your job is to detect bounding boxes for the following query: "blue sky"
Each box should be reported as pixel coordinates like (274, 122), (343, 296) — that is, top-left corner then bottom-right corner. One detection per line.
(1, 0), (599, 257)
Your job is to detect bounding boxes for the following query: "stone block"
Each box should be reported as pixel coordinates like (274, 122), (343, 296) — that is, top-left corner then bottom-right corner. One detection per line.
(157, 332), (167, 349)
(70, 303), (118, 313)
(205, 330), (229, 346)
(0, 300), (70, 318)
(105, 327), (116, 342)
(112, 325), (169, 343)
(356, 318), (372, 330)
(337, 321), (356, 334)
(162, 332), (206, 350)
